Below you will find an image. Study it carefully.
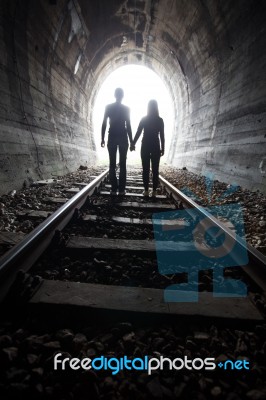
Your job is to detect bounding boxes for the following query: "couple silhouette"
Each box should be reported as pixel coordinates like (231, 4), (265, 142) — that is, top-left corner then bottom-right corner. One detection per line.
(101, 88), (165, 197)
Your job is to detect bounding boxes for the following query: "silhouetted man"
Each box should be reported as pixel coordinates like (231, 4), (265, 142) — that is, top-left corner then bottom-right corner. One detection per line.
(101, 88), (133, 195)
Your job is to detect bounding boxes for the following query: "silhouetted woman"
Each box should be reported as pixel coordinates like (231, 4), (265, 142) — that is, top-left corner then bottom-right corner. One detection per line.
(131, 100), (165, 197)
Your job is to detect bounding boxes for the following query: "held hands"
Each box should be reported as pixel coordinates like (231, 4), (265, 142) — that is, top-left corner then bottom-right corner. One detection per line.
(160, 149), (164, 156)
(101, 140), (105, 148)
(130, 143), (135, 151)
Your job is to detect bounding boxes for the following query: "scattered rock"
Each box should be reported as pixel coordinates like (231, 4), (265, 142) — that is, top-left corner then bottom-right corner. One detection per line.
(2, 347), (18, 362)
(246, 389), (266, 400)
(147, 377), (164, 399)
(211, 386), (222, 397)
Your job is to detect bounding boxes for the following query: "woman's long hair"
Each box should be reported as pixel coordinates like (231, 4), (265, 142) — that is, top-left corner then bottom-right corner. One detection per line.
(147, 100), (159, 117)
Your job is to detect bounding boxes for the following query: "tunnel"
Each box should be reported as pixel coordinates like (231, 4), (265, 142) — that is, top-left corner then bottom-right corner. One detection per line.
(0, 0), (265, 195)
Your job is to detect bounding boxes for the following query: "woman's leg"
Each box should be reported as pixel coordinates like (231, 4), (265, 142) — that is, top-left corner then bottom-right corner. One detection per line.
(151, 149), (161, 190)
(141, 146), (150, 191)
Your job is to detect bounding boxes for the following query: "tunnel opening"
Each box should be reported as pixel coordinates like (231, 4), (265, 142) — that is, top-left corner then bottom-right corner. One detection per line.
(92, 65), (174, 165)
(0, 0), (265, 194)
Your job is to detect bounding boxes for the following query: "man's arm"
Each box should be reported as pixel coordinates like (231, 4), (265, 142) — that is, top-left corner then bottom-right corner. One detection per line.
(125, 107), (133, 144)
(160, 119), (165, 156)
(101, 107), (108, 147)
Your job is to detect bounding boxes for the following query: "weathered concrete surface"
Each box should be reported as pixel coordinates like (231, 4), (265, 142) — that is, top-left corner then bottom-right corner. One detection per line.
(0, 0), (96, 194)
(0, 0), (265, 194)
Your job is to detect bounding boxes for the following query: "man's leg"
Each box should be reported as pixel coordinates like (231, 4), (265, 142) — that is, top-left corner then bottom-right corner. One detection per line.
(151, 149), (160, 190)
(141, 146), (150, 191)
(107, 142), (118, 192)
(118, 142), (128, 192)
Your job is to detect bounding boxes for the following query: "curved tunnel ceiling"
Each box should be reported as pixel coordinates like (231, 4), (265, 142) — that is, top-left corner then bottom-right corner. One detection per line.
(0, 0), (265, 194)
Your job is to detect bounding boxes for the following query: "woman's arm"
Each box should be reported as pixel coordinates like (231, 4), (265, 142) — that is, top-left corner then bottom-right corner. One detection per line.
(132, 118), (144, 148)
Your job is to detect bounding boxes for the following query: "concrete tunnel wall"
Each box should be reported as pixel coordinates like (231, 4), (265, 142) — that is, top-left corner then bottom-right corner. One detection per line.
(0, 0), (265, 195)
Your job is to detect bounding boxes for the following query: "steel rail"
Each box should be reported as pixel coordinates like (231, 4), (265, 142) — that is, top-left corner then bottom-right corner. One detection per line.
(0, 168), (109, 302)
(159, 175), (266, 293)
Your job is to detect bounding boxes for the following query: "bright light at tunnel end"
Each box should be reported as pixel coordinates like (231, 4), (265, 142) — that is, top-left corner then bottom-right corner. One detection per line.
(93, 65), (174, 164)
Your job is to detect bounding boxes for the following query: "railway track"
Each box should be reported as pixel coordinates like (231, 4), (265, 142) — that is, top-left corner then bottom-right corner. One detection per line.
(0, 166), (265, 322)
